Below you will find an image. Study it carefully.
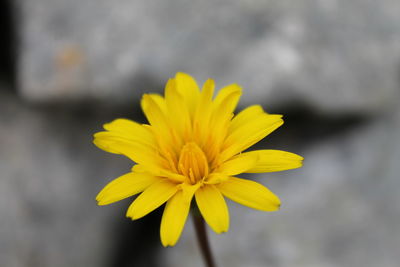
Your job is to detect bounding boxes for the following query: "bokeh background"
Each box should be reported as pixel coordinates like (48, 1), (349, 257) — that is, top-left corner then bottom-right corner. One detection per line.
(1, 0), (400, 267)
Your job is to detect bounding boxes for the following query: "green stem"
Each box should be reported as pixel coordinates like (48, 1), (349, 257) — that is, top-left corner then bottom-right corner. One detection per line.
(192, 213), (217, 267)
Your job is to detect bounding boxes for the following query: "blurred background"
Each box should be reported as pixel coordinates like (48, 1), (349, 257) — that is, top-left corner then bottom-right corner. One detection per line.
(1, 0), (400, 266)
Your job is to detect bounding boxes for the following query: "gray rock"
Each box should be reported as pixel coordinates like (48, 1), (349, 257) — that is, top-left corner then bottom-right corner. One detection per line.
(0, 89), (135, 267)
(163, 108), (400, 267)
(16, 0), (400, 112)
(2, 81), (400, 266)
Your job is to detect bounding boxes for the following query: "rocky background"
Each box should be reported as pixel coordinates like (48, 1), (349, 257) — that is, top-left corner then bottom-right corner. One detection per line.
(1, 0), (400, 267)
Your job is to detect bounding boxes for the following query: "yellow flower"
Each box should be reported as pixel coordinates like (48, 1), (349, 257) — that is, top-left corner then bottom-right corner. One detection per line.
(94, 72), (303, 247)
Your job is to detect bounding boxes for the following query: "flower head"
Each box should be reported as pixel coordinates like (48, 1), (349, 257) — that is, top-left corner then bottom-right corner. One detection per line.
(94, 73), (303, 246)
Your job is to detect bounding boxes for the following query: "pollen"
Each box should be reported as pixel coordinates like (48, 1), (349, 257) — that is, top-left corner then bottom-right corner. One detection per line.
(178, 142), (209, 184)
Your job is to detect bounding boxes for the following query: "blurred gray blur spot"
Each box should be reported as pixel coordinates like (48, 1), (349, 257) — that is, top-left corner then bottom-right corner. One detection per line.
(1, 0), (400, 267)
(16, 0), (400, 112)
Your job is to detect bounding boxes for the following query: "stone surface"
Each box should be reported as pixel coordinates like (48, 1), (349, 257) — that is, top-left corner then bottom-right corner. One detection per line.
(163, 108), (400, 267)
(1, 82), (400, 267)
(16, 0), (400, 112)
(4, 0), (400, 265)
(0, 88), (161, 267)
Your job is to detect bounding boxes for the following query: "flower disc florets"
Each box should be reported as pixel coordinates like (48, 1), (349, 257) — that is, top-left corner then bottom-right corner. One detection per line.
(178, 142), (209, 184)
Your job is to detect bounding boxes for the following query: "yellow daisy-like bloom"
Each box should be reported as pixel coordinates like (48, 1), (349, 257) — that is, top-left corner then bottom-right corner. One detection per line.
(94, 73), (303, 247)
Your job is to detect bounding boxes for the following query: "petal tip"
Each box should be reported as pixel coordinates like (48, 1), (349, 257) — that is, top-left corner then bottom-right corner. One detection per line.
(97, 201), (107, 206)
(214, 226), (229, 234)
(175, 71), (191, 78)
(161, 240), (174, 247)
(96, 195), (111, 206)
(96, 190), (107, 203)
(160, 233), (177, 247)
(266, 202), (281, 212)
(205, 78), (215, 84)
(125, 211), (136, 220)
(273, 200), (281, 211)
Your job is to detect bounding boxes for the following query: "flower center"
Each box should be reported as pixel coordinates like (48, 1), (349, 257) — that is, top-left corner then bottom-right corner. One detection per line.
(178, 142), (209, 184)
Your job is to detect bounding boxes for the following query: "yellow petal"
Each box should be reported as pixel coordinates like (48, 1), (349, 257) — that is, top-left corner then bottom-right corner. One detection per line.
(141, 93), (184, 156)
(126, 179), (178, 220)
(204, 173), (230, 184)
(220, 113), (283, 162)
(244, 150), (304, 173)
(93, 134), (164, 168)
(206, 84), (242, 162)
(175, 72), (201, 117)
(93, 134), (122, 154)
(102, 118), (156, 148)
(141, 94), (170, 131)
(131, 164), (146, 173)
(96, 172), (159, 205)
(149, 93), (168, 114)
(93, 130), (155, 153)
(216, 152), (259, 176)
(165, 78), (192, 140)
(211, 84), (242, 129)
(195, 185), (229, 233)
(131, 164), (186, 183)
(160, 189), (192, 247)
(213, 84), (242, 108)
(193, 79), (215, 145)
(217, 177), (280, 211)
(229, 105), (264, 133)
(195, 79), (214, 120)
(180, 182), (201, 203)
(158, 170), (186, 183)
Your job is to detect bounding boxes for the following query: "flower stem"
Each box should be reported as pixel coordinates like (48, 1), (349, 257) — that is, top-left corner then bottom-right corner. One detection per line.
(192, 214), (217, 267)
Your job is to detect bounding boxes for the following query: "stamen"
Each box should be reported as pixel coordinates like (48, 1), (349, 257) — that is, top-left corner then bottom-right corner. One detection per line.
(189, 168), (196, 184)
(178, 142), (209, 184)
(190, 151), (201, 179)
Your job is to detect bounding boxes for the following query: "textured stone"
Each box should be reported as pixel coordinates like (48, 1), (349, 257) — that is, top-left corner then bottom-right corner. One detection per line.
(2, 81), (400, 267)
(0, 88), (161, 267)
(163, 108), (400, 267)
(5, 1), (400, 263)
(16, 0), (400, 112)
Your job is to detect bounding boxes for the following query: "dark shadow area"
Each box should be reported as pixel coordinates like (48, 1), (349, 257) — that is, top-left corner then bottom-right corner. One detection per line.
(109, 206), (163, 267)
(252, 100), (370, 151)
(0, 0), (16, 89)
(22, 70), (165, 124)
